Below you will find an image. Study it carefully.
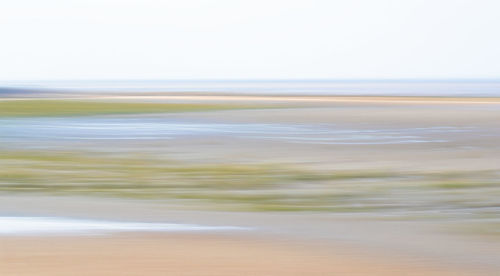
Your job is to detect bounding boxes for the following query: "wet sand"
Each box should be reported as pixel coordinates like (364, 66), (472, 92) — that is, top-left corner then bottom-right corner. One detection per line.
(3, 96), (500, 172)
(103, 98), (500, 172)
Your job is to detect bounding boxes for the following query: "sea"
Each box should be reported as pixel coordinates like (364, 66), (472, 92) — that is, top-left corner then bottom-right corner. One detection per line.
(2, 79), (500, 96)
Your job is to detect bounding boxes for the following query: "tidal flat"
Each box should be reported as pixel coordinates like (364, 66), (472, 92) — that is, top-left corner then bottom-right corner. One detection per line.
(1, 95), (500, 275)
(1, 97), (499, 220)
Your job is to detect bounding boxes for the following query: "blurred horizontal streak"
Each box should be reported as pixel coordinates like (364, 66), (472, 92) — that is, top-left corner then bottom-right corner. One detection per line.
(0, 100), (257, 117)
(1, 150), (499, 229)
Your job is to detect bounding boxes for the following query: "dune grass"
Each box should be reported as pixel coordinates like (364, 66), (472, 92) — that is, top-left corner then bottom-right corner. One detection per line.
(0, 100), (252, 117)
(0, 150), (397, 211)
(1, 150), (499, 218)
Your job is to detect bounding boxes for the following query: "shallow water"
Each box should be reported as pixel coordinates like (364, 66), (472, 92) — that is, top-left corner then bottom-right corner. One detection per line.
(0, 117), (468, 146)
(0, 217), (246, 235)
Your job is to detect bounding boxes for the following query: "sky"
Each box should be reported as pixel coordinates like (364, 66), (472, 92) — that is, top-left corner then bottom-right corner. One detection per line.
(0, 0), (499, 81)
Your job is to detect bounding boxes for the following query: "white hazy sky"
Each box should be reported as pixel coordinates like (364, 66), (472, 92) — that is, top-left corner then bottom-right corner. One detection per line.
(1, 0), (499, 81)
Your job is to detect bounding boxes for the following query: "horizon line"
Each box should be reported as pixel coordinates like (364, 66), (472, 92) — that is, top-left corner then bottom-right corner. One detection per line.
(2, 78), (500, 83)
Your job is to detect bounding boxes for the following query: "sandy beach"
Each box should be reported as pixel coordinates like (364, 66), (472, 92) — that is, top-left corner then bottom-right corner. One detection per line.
(0, 233), (483, 276)
(1, 95), (500, 275)
(1, 193), (500, 276)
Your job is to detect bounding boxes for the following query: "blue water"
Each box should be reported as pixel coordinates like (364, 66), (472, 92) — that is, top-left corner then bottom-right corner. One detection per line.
(3, 80), (500, 96)
(0, 117), (470, 145)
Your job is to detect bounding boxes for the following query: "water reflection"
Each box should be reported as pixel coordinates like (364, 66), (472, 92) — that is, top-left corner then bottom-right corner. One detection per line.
(0, 117), (471, 145)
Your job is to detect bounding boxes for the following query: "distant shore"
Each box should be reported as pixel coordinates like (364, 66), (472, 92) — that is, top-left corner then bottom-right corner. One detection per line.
(3, 93), (500, 104)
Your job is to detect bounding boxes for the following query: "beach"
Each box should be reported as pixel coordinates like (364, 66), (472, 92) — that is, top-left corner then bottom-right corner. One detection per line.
(1, 95), (500, 275)
(0, 233), (483, 276)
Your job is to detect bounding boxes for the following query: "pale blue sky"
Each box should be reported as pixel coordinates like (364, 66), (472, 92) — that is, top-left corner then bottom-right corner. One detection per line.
(1, 0), (499, 80)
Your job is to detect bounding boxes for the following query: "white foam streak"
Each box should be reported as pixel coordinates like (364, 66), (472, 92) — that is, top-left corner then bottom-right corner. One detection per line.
(0, 217), (247, 236)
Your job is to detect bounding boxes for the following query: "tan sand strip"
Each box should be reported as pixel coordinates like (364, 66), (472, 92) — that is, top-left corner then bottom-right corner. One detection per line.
(0, 233), (486, 276)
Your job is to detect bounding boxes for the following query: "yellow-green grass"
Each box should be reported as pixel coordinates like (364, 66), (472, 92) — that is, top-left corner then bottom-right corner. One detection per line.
(0, 100), (253, 117)
(1, 150), (499, 220)
(0, 150), (397, 211)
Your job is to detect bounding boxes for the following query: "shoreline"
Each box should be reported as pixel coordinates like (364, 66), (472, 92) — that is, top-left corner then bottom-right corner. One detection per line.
(1, 194), (499, 276)
(2, 94), (500, 104)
